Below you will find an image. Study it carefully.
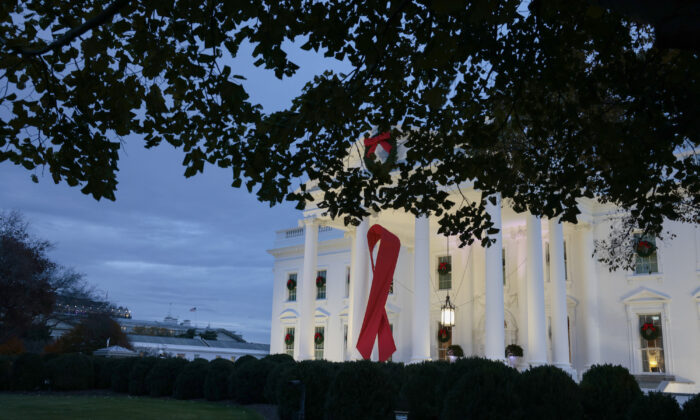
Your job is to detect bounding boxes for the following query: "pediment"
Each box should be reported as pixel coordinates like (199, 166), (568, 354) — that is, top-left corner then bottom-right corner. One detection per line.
(315, 307), (331, 319)
(621, 287), (670, 305)
(338, 306), (349, 318)
(279, 308), (299, 320)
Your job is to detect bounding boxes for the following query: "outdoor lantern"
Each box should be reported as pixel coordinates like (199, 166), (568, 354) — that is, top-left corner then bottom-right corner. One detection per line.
(441, 294), (455, 327)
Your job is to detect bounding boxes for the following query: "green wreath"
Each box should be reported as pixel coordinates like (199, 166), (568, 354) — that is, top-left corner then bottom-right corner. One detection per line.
(363, 132), (398, 178)
(437, 327), (451, 343)
(286, 278), (296, 290)
(284, 333), (294, 345)
(314, 332), (324, 345)
(640, 323), (660, 341)
(316, 275), (326, 288)
(635, 239), (657, 258)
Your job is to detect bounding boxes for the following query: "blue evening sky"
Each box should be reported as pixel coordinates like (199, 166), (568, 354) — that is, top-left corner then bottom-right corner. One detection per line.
(0, 40), (351, 344)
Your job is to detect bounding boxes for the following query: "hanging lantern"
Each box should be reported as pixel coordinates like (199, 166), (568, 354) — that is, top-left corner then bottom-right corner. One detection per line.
(441, 294), (455, 327)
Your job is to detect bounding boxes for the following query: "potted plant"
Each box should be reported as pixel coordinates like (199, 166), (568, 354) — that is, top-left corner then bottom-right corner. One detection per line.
(505, 344), (523, 368)
(447, 344), (464, 363)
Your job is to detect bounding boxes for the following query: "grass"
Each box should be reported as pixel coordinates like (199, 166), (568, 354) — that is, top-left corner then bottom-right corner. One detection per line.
(0, 393), (263, 420)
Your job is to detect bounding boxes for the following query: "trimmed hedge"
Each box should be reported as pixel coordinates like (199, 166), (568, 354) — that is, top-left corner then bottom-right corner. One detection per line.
(204, 358), (235, 401)
(11, 353), (45, 391)
(46, 353), (93, 390)
(173, 358), (208, 399)
(580, 364), (642, 420)
(401, 361), (448, 419)
(682, 393), (700, 420)
(0, 355), (14, 391)
(128, 357), (158, 395)
(146, 357), (188, 397)
(277, 360), (337, 420)
(325, 361), (394, 420)
(517, 365), (582, 420)
(229, 358), (274, 404)
(110, 357), (137, 393)
(625, 392), (681, 420)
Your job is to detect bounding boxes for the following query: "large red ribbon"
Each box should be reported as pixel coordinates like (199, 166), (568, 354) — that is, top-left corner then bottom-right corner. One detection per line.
(363, 131), (392, 158)
(356, 224), (399, 362)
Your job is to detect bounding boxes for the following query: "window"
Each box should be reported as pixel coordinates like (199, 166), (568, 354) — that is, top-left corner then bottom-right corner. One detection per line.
(502, 247), (507, 286)
(438, 256), (452, 290)
(316, 270), (327, 299)
(388, 323), (394, 362)
(343, 323), (348, 360)
(545, 242), (551, 282)
(314, 326), (324, 360)
(639, 314), (665, 373)
(563, 241), (568, 282)
(437, 324), (452, 361)
(285, 327), (295, 357)
(634, 234), (659, 274)
(345, 266), (350, 298)
(389, 279), (394, 294)
(287, 273), (297, 301)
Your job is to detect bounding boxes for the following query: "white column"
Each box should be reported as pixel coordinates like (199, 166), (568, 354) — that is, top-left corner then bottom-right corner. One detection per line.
(526, 214), (548, 365)
(515, 228), (529, 354)
(348, 218), (370, 360)
(484, 194), (505, 361)
(549, 218), (572, 369)
(298, 217), (318, 360)
(411, 214), (431, 362)
(580, 224), (600, 369)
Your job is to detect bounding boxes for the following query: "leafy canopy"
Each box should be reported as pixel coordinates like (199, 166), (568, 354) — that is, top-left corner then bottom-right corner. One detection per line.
(1, 1), (698, 254)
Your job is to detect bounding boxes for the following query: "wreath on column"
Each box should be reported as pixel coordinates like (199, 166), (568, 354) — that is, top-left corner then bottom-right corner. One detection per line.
(438, 327), (451, 343)
(640, 323), (660, 341)
(316, 275), (326, 288)
(363, 131), (398, 178)
(635, 239), (657, 257)
(437, 261), (451, 275)
(314, 332), (324, 345)
(284, 333), (294, 345)
(286, 278), (297, 290)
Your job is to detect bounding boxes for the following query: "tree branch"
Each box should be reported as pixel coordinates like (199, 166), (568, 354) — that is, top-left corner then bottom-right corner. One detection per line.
(0, 0), (132, 57)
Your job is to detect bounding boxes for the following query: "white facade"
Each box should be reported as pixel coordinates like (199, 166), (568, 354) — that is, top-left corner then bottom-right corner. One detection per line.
(129, 334), (269, 361)
(268, 188), (700, 393)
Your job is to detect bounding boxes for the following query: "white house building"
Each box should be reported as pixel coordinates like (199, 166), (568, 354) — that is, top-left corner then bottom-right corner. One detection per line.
(268, 143), (700, 394)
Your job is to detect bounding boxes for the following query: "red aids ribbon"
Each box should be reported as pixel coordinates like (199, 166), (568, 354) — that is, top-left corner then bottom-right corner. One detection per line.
(363, 131), (392, 158)
(356, 224), (400, 362)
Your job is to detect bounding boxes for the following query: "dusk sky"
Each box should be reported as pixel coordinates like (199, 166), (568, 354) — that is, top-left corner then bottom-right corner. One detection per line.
(0, 41), (351, 344)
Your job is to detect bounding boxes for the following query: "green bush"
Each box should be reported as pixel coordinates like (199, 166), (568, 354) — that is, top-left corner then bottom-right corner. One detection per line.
(173, 358), (208, 399)
(146, 357), (188, 397)
(11, 353), (45, 390)
(276, 360), (337, 420)
(682, 393), (700, 420)
(441, 358), (521, 420)
(229, 357), (274, 404)
(580, 364), (642, 420)
(0, 355), (15, 391)
(401, 361), (448, 419)
(204, 358), (235, 401)
(110, 357), (137, 393)
(625, 392), (681, 420)
(93, 357), (119, 389)
(325, 361), (394, 420)
(517, 365), (581, 420)
(46, 353), (93, 390)
(128, 357), (158, 395)
(264, 354), (296, 404)
(233, 354), (257, 367)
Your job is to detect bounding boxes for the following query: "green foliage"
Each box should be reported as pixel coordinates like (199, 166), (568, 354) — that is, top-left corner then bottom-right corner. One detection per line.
(233, 354), (257, 368)
(110, 357), (137, 393)
(263, 354), (297, 404)
(517, 365), (582, 420)
(0, 3), (697, 265)
(400, 361), (448, 419)
(681, 393), (700, 420)
(173, 358), (208, 400)
(262, 353), (295, 365)
(276, 360), (337, 420)
(325, 361), (394, 420)
(93, 357), (119, 389)
(228, 358), (273, 404)
(625, 392), (681, 420)
(45, 314), (131, 354)
(128, 357), (158, 396)
(145, 357), (188, 397)
(11, 353), (45, 390)
(203, 358), (235, 401)
(46, 353), (93, 390)
(199, 330), (218, 340)
(505, 344), (524, 358)
(447, 344), (464, 358)
(441, 358), (521, 420)
(580, 364), (642, 420)
(0, 355), (16, 390)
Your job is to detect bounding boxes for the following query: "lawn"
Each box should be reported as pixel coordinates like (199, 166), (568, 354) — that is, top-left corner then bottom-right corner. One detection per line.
(0, 393), (263, 420)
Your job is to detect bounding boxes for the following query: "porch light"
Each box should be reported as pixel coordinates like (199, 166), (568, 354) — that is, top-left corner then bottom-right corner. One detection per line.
(441, 294), (455, 327)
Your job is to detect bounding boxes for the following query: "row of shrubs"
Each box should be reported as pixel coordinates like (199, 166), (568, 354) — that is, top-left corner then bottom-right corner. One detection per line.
(1, 352), (699, 420)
